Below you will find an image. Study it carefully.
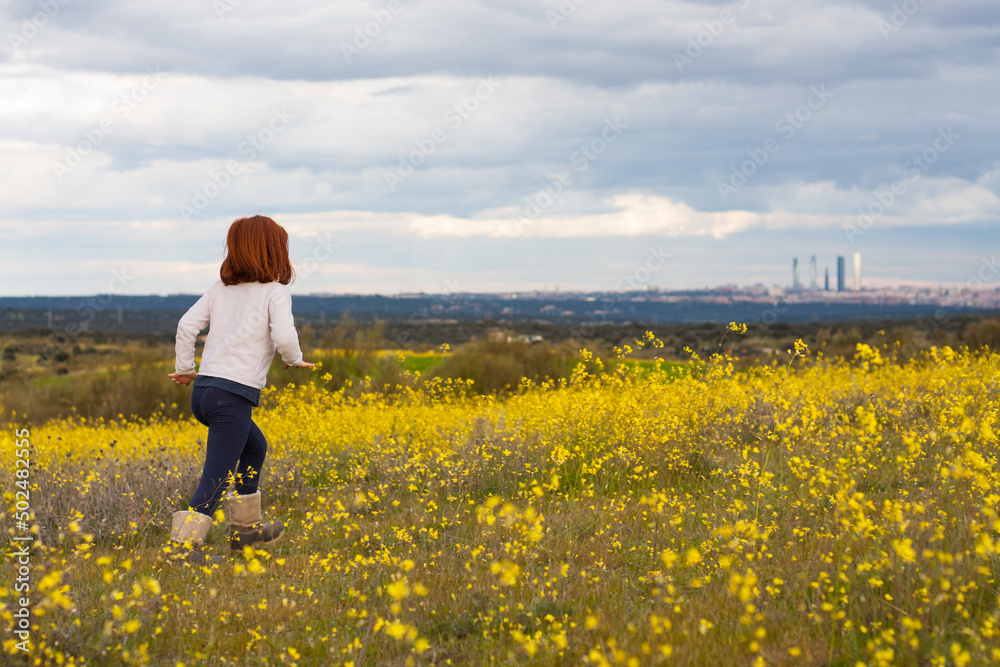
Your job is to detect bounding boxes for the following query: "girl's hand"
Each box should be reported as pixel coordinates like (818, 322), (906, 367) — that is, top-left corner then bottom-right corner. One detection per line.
(285, 361), (315, 369)
(168, 372), (197, 385)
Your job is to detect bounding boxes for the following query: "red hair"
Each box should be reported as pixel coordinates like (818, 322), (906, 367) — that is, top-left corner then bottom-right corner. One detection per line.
(220, 215), (294, 286)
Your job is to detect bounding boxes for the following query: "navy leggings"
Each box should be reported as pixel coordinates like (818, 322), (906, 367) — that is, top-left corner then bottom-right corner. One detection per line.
(188, 385), (267, 516)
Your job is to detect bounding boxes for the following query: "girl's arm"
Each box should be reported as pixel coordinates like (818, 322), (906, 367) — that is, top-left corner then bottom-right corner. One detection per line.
(172, 288), (213, 382)
(269, 284), (306, 367)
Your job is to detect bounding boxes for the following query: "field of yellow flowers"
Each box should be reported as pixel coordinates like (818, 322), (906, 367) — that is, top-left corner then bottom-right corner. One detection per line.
(3, 336), (1000, 666)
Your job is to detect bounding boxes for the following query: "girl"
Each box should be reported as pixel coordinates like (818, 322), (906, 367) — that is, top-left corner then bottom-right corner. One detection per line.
(167, 215), (314, 563)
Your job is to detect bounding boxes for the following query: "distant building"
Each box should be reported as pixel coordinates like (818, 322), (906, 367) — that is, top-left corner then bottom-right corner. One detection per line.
(853, 252), (862, 291)
(837, 256), (845, 292)
(809, 255), (818, 290)
(824, 267), (830, 291)
(793, 258), (800, 290)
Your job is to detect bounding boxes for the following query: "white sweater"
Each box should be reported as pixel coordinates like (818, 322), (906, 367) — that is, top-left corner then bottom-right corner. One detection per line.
(174, 280), (304, 389)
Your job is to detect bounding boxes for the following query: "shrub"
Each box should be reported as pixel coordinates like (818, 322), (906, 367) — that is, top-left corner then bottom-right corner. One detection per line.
(965, 318), (1000, 350)
(428, 340), (573, 395)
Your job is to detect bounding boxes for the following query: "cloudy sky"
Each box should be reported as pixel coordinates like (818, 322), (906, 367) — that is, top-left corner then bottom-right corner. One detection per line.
(1, 0), (997, 296)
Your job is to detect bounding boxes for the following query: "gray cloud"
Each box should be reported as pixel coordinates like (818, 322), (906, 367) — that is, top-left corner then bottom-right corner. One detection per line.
(0, 0), (997, 293)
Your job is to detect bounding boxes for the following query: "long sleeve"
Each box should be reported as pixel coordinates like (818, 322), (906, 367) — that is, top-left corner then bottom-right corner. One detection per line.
(183, 281), (301, 388)
(268, 284), (304, 367)
(174, 287), (213, 374)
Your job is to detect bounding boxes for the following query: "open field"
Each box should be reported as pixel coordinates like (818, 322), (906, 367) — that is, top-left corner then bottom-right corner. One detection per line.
(1, 315), (998, 425)
(0, 323), (694, 425)
(3, 335), (1000, 665)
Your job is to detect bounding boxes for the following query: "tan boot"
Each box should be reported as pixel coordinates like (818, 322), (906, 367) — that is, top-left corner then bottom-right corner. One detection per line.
(227, 491), (285, 551)
(167, 511), (222, 565)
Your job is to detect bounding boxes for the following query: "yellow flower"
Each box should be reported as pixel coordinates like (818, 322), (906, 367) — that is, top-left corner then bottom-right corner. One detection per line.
(892, 538), (916, 563)
(387, 579), (410, 601)
(385, 621), (408, 640)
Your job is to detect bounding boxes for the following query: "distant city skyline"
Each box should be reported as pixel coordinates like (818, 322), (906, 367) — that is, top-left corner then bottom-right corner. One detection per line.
(3, 280), (998, 337)
(792, 253), (860, 292)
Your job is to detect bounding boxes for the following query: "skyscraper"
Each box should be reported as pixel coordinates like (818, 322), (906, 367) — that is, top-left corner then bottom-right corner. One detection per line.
(853, 252), (862, 291)
(837, 256), (845, 292)
(792, 258), (800, 291)
(809, 255), (818, 291)
(824, 267), (829, 291)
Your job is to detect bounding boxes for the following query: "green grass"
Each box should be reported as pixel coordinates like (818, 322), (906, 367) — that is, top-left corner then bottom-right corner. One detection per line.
(397, 353), (444, 375)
